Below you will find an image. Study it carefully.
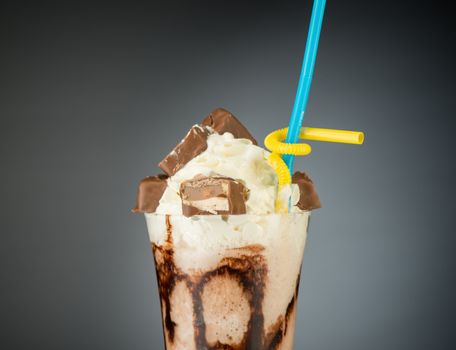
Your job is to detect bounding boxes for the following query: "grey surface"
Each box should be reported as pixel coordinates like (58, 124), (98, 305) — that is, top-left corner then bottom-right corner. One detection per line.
(1, 1), (455, 349)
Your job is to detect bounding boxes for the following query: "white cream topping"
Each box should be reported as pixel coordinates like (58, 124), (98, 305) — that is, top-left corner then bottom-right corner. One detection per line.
(156, 131), (301, 215)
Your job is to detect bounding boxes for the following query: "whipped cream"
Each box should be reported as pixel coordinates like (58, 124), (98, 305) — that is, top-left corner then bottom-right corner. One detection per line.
(155, 131), (301, 215)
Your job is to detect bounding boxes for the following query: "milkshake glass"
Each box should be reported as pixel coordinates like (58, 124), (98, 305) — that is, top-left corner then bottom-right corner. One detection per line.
(146, 212), (310, 350)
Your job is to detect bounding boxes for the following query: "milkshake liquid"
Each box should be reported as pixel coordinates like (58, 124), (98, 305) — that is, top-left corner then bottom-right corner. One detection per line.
(146, 212), (310, 350)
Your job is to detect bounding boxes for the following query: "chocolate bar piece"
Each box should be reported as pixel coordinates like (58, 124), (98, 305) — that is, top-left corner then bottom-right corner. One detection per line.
(201, 108), (258, 145)
(180, 175), (248, 217)
(159, 125), (212, 176)
(292, 171), (321, 211)
(133, 174), (168, 213)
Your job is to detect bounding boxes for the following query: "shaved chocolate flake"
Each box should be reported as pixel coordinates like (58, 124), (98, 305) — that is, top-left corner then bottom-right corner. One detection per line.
(201, 108), (258, 145)
(132, 174), (168, 213)
(158, 125), (212, 176)
(292, 171), (321, 211)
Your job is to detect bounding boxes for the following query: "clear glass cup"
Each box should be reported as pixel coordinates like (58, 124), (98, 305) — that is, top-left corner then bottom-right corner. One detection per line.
(145, 212), (310, 350)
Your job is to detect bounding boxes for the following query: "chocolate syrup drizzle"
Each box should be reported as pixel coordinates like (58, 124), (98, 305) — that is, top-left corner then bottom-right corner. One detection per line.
(152, 215), (301, 350)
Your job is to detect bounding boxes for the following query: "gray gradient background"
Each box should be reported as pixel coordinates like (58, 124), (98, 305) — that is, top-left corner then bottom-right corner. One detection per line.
(1, 1), (455, 349)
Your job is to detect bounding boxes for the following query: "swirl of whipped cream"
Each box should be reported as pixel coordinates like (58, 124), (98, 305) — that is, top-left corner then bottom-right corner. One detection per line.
(156, 131), (300, 215)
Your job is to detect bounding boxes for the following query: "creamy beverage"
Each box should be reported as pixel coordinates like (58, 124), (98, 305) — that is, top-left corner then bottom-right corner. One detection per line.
(134, 108), (321, 349)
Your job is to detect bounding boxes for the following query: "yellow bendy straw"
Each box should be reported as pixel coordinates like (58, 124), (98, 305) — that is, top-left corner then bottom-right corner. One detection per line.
(266, 153), (291, 213)
(265, 126), (364, 191)
(299, 127), (364, 144)
(266, 153), (292, 186)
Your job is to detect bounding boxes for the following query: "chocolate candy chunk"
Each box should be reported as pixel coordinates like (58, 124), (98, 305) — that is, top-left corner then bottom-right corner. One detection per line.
(133, 174), (168, 213)
(292, 171), (321, 211)
(180, 175), (248, 217)
(158, 125), (212, 176)
(201, 108), (258, 145)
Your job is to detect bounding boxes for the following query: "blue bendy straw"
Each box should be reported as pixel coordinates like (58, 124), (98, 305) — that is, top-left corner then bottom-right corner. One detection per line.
(282, 0), (327, 173)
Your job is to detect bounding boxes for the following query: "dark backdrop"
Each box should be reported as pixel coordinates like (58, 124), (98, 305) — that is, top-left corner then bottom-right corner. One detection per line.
(1, 1), (455, 349)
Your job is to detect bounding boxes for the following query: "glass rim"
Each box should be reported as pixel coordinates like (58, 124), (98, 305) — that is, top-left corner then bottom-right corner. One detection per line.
(143, 211), (312, 218)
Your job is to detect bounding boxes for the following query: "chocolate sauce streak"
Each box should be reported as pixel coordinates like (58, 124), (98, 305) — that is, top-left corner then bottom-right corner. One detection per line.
(285, 275), (301, 337)
(152, 215), (182, 344)
(151, 219), (301, 350)
(192, 255), (267, 350)
(264, 274), (301, 350)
